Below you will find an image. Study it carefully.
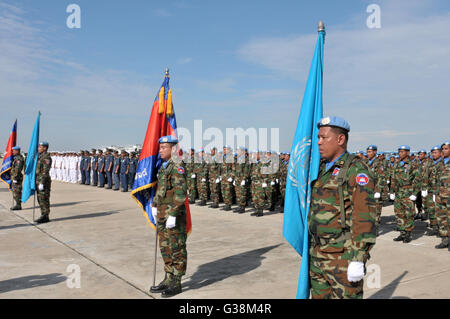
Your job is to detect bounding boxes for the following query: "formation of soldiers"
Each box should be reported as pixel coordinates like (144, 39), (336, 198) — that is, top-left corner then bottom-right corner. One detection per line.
(179, 147), (290, 218)
(358, 142), (450, 250)
(49, 149), (139, 192)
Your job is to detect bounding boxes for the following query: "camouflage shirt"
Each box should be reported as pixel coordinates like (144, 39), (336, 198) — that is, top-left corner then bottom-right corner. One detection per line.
(11, 154), (25, 181)
(309, 152), (376, 262)
(36, 152), (52, 185)
(366, 157), (386, 194)
(390, 158), (421, 197)
(153, 158), (188, 218)
(434, 158), (449, 204)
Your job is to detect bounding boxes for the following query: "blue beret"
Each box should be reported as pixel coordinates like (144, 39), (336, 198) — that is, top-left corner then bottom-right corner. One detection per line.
(39, 141), (49, 147)
(398, 145), (410, 151)
(12, 146), (21, 151)
(158, 135), (178, 144)
(442, 140), (450, 147)
(418, 149), (427, 154)
(317, 116), (350, 132)
(431, 145), (441, 152)
(367, 145), (377, 151)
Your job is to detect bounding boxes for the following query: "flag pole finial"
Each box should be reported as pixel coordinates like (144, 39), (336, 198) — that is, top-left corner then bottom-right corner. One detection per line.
(165, 68), (170, 77)
(318, 21), (325, 32)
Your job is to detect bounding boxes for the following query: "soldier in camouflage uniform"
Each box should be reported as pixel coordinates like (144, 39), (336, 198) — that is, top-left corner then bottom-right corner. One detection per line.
(279, 152), (289, 208)
(425, 146), (443, 236)
(207, 147), (221, 209)
(390, 145), (421, 243)
(150, 136), (188, 298)
(185, 149), (197, 204)
(233, 147), (250, 214)
(433, 141), (449, 249)
(220, 146), (235, 211)
(10, 146), (25, 211)
(415, 149), (432, 221)
(365, 145), (386, 235)
(309, 117), (376, 299)
(194, 149), (209, 206)
(250, 152), (266, 217)
(35, 141), (53, 224)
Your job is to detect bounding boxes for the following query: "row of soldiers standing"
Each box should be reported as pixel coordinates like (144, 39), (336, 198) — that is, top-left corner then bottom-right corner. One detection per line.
(363, 142), (449, 249)
(180, 146), (290, 217)
(78, 149), (139, 192)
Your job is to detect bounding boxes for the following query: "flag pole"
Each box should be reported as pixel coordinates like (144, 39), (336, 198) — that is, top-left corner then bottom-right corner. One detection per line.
(33, 193), (36, 221)
(153, 222), (158, 287)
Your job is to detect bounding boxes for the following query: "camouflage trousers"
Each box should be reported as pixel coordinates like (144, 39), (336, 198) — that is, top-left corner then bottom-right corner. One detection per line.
(187, 177), (197, 201)
(157, 216), (187, 277)
(12, 180), (23, 204)
(263, 185), (273, 207)
(310, 255), (363, 299)
(435, 196), (449, 237)
(209, 176), (221, 204)
(36, 183), (51, 216)
(393, 195), (415, 232)
(251, 181), (266, 210)
(234, 178), (247, 207)
(221, 179), (234, 206)
(375, 200), (383, 227)
(196, 177), (209, 201)
(425, 193), (438, 227)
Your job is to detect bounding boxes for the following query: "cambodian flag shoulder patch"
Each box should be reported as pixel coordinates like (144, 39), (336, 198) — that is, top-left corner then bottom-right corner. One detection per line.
(177, 167), (185, 174)
(356, 173), (369, 186)
(332, 167), (340, 176)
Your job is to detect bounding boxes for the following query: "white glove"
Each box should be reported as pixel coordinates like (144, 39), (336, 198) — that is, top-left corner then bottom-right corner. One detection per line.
(233, 181), (236, 186)
(262, 183), (267, 188)
(166, 216), (176, 229)
(270, 181), (275, 186)
(433, 195), (436, 202)
(387, 180), (390, 184)
(151, 207), (157, 220)
(227, 177), (233, 182)
(241, 180), (245, 186)
(191, 174), (196, 179)
(374, 192), (381, 199)
(13, 180), (17, 184)
(347, 261), (365, 282)
(201, 178), (206, 182)
(421, 190), (428, 197)
(38, 184), (44, 191)
(390, 193), (395, 200)
(215, 178), (220, 184)
(276, 179), (279, 184)
(409, 195), (417, 201)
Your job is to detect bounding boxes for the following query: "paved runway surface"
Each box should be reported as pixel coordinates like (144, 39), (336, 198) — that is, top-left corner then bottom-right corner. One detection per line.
(0, 182), (449, 299)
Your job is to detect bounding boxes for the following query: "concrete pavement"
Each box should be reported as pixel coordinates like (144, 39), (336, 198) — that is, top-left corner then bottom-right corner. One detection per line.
(0, 182), (449, 299)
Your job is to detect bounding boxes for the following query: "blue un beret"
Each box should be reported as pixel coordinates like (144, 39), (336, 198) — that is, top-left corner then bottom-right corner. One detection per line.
(12, 146), (21, 151)
(39, 141), (49, 147)
(431, 145), (441, 152)
(367, 145), (377, 151)
(317, 116), (350, 132)
(442, 140), (450, 148)
(398, 145), (410, 151)
(158, 135), (178, 144)
(418, 149), (427, 154)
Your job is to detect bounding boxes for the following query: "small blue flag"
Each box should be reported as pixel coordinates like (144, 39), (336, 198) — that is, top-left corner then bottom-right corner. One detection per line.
(283, 26), (325, 299)
(22, 112), (40, 203)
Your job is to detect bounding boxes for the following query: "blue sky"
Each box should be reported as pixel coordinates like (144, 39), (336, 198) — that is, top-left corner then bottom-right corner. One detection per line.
(0, 0), (449, 152)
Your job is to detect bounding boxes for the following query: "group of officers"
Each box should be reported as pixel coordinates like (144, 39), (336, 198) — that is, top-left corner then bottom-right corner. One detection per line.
(49, 149), (139, 192)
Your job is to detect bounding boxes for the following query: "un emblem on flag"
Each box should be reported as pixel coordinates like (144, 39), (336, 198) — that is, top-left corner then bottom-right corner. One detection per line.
(288, 137), (312, 210)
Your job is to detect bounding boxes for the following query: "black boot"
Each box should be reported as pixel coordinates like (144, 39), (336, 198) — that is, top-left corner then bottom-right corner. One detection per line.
(435, 237), (449, 249)
(209, 203), (219, 209)
(35, 215), (50, 224)
(256, 209), (264, 217)
(10, 204), (22, 211)
(150, 274), (170, 293)
(414, 212), (422, 220)
(222, 205), (231, 211)
(189, 199), (195, 204)
(268, 204), (275, 212)
(161, 278), (182, 298)
(421, 212), (429, 221)
(234, 206), (245, 214)
(403, 232), (412, 243)
(393, 232), (405, 242)
(425, 226), (438, 236)
(198, 200), (206, 206)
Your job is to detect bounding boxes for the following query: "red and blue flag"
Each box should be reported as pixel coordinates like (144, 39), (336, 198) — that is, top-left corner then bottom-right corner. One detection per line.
(131, 70), (192, 234)
(0, 120), (18, 190)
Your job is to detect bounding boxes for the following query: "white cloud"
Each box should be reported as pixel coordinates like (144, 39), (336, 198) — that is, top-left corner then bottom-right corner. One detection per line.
(177, 57), (192, 64)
